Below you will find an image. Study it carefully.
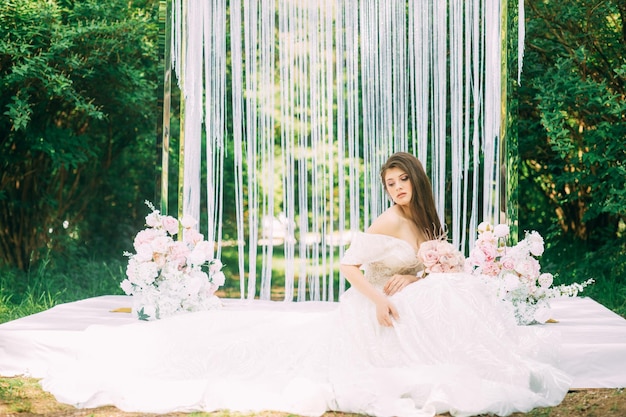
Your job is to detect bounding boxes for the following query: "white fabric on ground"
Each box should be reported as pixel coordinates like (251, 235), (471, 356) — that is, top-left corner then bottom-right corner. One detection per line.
(1, 236), (625, 415)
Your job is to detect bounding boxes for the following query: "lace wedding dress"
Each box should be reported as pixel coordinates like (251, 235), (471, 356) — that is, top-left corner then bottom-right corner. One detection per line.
(41, 233), (571, 417)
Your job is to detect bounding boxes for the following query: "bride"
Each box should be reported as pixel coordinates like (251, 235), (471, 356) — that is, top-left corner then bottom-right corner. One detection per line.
(40, 152), (571, 417)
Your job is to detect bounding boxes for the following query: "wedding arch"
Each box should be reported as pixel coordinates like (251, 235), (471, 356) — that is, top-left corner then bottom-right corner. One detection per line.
(157, 0), (523, 302)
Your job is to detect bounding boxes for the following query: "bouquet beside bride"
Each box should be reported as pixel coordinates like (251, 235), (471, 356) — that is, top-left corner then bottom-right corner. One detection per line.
(465, 222), (593, 324)
(120, 201), (225, 320)
(417, 221), (594, 325)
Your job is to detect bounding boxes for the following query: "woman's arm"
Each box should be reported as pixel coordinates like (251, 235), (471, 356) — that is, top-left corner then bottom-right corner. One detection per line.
(339, 263), (399, 327)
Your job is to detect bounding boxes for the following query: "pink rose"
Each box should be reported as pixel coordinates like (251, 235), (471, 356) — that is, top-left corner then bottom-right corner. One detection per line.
(161, 216), (180, 236)
(417, 240), (440, 267)
(169, 240), (190, 267)
(481, 262), (501, 276)
(183, 228), (204, 245)
(435, 240), (454, 256)
(515, 258), (540, 280)
(133, 243), (154, 263)
(451, 252), (465, 271)
(500, 257), (515, 271)
(468, 247), (488, 267)
(476, 241), (497, 262)
(150, 235), (171, 254)
(529, 241), (544, 257)
(133, 228), (163, 251)
(418, 239), (465, 274)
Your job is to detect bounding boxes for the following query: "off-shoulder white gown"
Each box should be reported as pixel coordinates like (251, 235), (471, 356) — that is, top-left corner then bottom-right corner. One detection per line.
(40, 233), (571, 417)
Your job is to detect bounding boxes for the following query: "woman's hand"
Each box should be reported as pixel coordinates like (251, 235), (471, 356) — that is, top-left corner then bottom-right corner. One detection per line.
(375, 298), (400, 327)
(383, 274), (418, 296)
(339, 263), (400, 326)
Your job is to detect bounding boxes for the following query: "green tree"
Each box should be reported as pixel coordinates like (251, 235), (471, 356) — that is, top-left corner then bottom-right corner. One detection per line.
(0, 0), (160, 270)
(519, 0), (626, 244)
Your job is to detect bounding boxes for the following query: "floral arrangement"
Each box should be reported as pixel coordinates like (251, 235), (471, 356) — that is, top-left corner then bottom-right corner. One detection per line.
(467, 222), (594, 325)
(120, 201), (226, 321)
(417, 238), (465, 276)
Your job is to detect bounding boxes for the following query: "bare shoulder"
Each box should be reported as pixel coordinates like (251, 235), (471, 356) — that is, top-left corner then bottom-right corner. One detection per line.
(366, 206), (404, 236)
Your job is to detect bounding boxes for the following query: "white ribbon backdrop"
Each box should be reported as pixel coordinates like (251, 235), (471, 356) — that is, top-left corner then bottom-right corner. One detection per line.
(167, 0), (522, 301)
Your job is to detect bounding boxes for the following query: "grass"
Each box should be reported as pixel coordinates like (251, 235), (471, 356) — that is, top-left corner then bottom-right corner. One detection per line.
(0, 377), (32, 413)
(0, 254), (127, 324)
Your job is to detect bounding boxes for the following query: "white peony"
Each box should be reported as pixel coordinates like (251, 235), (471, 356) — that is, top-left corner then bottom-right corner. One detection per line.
(477, 221), (492, 233)
(211, 271), (226, 286)
(493, 224), (510, 238)
(180, 214), (197, 229)
(526, 231), (545, 256)
(538, 273), (554, 288)
(209, 259), (223, 273)
(145, 210), (161, 228)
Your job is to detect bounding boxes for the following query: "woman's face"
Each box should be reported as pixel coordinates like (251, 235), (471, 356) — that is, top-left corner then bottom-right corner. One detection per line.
(384, 167), (412, 206)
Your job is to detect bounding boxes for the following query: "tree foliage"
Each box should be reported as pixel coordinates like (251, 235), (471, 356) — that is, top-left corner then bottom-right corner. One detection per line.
(519, 0), (626, 247)
(1, 0), (625, 285)
(0, 0), (160, 269)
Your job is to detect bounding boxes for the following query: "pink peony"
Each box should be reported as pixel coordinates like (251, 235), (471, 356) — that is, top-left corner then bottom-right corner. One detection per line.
(168, 240), (191, 267)
(481, 262), (501, 276)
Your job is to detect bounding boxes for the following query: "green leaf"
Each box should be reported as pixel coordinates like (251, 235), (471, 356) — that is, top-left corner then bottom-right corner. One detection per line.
(136, 307), (150, 321)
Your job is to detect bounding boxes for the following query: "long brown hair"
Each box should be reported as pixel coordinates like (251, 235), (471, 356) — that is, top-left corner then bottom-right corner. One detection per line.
(380, 152), (443, 241)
